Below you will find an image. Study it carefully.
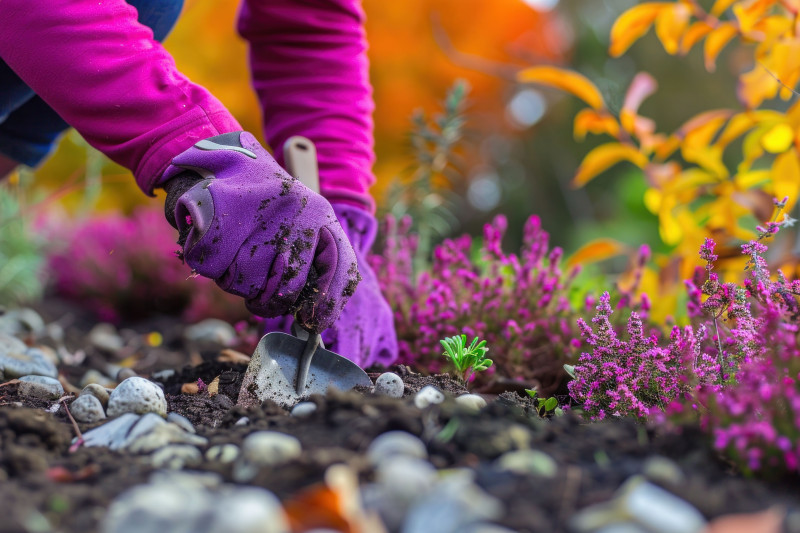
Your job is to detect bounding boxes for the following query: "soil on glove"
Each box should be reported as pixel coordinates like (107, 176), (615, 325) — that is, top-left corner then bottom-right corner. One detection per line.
(2, 303), (800, 532)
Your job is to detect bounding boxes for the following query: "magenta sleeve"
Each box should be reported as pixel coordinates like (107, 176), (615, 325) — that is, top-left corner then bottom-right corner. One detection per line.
(0, 0), (242, 195)
(237, 0), (376, 212)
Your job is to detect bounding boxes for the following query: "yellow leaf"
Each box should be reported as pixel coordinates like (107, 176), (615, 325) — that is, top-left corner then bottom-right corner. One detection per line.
(734, 169), (771, 189)
(732, 0), (779, 35)
(655, 2), (692, 55)
(517, 66), (605, 110)
(644, 187), (662, 213)
(677, 109), (735, 143)
(704, 23), (738, 72)
(572, 143), (649, 188)
(772, 148), (800, 213)
(714, 110), (783, 150)
(680, 21), (713, 54)
(710, 0), (737, 16)
(659, 208), (684, 245)
(761, 123), (795, 153)
(653, 135), (681, 160)
(567, 239), (629, 268)
(609, 3), (671, 58)
(573, 109), (621, 140)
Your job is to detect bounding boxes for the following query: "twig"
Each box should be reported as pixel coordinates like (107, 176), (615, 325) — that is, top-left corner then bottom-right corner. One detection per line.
(759, 62), (800, 100)
(61, 399), (84, 452)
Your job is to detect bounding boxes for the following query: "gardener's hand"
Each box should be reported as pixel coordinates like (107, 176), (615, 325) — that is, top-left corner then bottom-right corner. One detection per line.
(261, 204), (398, 368)
(161, 131), (360, 332)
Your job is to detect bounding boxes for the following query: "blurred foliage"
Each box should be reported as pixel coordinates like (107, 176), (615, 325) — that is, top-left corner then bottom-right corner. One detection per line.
(0, 179), (44, 306)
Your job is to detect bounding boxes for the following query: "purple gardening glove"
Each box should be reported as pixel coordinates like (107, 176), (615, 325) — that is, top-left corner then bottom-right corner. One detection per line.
(263, 204), (398, 368)
(161, 131), (360, 332)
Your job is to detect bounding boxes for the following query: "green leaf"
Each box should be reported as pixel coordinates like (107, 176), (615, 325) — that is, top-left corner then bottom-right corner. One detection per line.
(544, 397), (558, 411)
(524, 388), (538, 399)
(563, 364), (576, 379)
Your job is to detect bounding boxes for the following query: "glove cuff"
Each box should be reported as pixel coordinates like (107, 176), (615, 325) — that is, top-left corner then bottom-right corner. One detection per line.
(331, 203), (377, 256)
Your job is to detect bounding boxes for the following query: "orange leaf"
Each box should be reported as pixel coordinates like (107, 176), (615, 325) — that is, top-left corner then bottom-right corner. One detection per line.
(573, 109), (621, 140)
(567, 239), (628, 268)
(677, 109), (735, 144)
(572, 143), (649, 188)
(732, 0), (779, 34)
(655, 2), (692, 54)
(710, 0), (737, 16)
(517, 66), (605, 110)
(703, 22), (738, 71)
(609, 3), (671, 57)
(680, 21), (713, 54)
(284, 484), (351, 533)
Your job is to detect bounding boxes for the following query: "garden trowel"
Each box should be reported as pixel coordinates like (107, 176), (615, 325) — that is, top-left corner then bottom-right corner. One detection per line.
(236, 137), (373, 409)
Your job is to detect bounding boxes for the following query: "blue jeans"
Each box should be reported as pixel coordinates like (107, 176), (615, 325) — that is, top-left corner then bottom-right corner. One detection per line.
(0, 0), (184, 166)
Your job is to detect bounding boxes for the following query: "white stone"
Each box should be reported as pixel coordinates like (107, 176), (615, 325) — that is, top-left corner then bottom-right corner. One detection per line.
(81, 413), (140, 449)
(167, 412), (196, 434)
(455, 394), (487, 411)
(290, 402), (317, 417)
(151, 444), (203, 470)
(1, 345), (58, 379)
(621, 477), (706, 533)
(375, 372), (404, 398)
(79, 369), (116, 389)
(88, 323), (125, 354)
(233, 431), (302, 482)
(125, 422), (208, 454)
(0, 308), (45, 337)
(108, 377), (167, 417)
(18, 375), (64, 399)
(367, 431), (428, 465)
(206, 444), (240, 464)
(414, 385), (445, 409)
(206, 487), (290, 533)
(80, 383), (110, 407)
(375, 456), (437, 502)
(495, 449), (557, 478)
(70, 394), (106, 423)
(184, 318), (236, 346)
(235, 416), (250, 426)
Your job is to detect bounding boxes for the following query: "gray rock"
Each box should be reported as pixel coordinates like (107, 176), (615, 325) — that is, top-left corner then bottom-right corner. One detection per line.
(88, 323), (125, 354)
(126, 422), (208, 454)
(495, 449), (558, 478)
(18, 375), (64, 399)
(375, 456), (437, 502)
(414, 385), (445, 409)
(167, 412), (196, 434)
(80, 383), (110, 407)
(79, 369), (116, 389)
(375, 372), (404, 398)
(108, 377), (167, 417)
(367, 431), (428, 465)
(117, 413), (167, 450)
(235, 416), (250, 426)
(455, 394), (487, 411)
(70, 394), (106, 423)
(149, 470), (223, 490)
(1, 346), (58, 379)
(81, 413), (141, 449)
(103, 480), (290, 533)
(642, 456), (685, 487)
(184, 318), (236, 346)
(233, 431), (302, 482)
(151, 369), (176, 381)
(290, 402), (317, 417)
(0, 308), (45, 338)
(151, 444), (203, 470)
(206, 444), (240, 464)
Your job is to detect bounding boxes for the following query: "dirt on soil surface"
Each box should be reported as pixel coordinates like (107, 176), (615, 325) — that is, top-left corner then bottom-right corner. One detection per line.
(2, 303), (800, 532)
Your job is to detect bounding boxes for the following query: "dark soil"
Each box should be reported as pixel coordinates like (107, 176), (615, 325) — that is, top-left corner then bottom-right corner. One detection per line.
(2, 304), (800, 532)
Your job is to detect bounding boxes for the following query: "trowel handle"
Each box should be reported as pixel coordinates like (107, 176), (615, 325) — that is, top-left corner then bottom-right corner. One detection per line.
(283, 136), (320, 194)
(295, 331), (322, 395)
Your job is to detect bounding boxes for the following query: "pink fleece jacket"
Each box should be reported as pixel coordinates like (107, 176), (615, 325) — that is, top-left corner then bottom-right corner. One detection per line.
(0, 0), (375, 210)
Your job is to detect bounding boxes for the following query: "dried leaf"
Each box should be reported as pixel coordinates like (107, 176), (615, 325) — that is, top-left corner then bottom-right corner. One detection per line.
(517, 66), (604, 110)
(217, 348), (251, 364)
(609, 3), (671, 57)
(704, 22), (738, 71)
(572, 143), (648, 187)
(573, 109), (621, 140)
(181, 382), (199, 395)
(655, 2), (692, 54)
(207, 376), (220, 396)
(567, 239), (629, 268)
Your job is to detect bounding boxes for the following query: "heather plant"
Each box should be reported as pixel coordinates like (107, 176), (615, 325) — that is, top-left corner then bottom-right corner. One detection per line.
(42, 207), (249, 324)
(439, 334), (492, 384)
(370, 212), (583, 396)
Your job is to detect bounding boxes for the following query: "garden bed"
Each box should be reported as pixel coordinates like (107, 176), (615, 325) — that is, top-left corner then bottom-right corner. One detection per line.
(1, 302), (799, 533)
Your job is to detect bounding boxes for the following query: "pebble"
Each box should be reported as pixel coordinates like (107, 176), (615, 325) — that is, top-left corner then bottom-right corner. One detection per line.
(413, 385), (445, 409)
(206, 444), (240, 464)
(102, 481), (289, 533)
(81, 413), (140, 449)
(290, 402), (317, 417)
(0, 344), (58, 379)
(80, 383), (110, 407)
(184, 318), (236, 346)
(235, 416), (250, 426)
(455, 393), (487, 411)
(234, 431), (302, 482)
(79, 369), (117, 389)
(495, 449), (558, 478)
(167, 412), (196, 434)
(367, 431), (428, 465)
(118, 413), (166, 450)
(126, 421), (208, 454)
(642, 456), (685, 487)
(108, 377), (167, 417)
(375, 456), (437, 501)
(375, 372), (404, 398)
(18, 375), (64, 399)
(0, 308), (45, 337)
(88, 323), (125, 354)
(151, 369), (175, 381)
(69, 394), (107, 423)
(151, 444), (203, 470)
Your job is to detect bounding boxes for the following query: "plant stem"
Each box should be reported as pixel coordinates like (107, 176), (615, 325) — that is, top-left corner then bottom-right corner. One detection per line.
(712, 314), (725, 384)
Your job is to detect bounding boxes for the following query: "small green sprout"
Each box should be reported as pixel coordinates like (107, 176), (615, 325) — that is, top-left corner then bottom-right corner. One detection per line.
(525, 388), (564, 418)
(439, 334), (493, 383)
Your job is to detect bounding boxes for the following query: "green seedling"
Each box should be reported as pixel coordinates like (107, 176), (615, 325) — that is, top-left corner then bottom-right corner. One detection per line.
(440, 334), (493, 383)
(525, 388), (564, 418)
